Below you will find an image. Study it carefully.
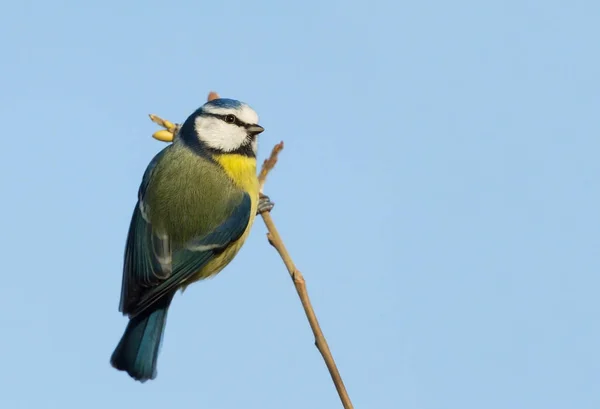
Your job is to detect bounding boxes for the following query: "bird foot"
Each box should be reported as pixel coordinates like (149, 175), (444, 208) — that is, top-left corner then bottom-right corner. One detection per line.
(257, 194), (275, 214)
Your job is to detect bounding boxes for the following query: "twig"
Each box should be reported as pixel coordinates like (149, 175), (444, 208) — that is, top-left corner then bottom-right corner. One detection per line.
(258, 141), (284, 193)
(258, 145), (354, 409)
(148, 91), (354, 409)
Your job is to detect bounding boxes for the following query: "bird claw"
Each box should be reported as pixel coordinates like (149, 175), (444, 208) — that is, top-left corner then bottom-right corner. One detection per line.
(257, 194), (275, 214)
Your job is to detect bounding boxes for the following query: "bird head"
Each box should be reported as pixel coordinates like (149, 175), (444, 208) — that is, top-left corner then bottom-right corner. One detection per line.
(178, 98), (264, 157)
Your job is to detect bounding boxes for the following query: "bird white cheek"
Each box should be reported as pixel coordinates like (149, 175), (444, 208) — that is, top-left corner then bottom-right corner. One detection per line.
(194, 117), (247, 152)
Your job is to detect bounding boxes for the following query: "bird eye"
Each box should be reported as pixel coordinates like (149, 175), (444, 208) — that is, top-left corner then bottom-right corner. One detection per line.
(225, 114), (236, 123)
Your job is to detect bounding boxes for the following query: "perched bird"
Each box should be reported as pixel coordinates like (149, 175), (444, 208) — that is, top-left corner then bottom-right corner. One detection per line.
(110, 98), (273, 382)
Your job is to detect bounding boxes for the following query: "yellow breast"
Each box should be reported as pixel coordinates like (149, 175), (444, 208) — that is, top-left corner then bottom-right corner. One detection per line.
(213, 153), (259, 198)
(182, 153), (259, 288)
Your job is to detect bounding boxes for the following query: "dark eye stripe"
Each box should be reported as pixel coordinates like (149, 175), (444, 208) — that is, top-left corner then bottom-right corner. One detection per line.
(206, 113), (251, 129)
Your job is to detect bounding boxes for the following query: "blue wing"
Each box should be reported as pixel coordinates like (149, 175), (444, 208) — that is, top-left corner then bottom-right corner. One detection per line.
(120, 147), (172, 314)
(128, 193), (252, 315)
(120, 151), (252, 316)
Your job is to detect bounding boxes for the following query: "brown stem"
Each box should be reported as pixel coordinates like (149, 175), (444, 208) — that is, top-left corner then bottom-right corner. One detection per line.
(258, 144), (354, 409)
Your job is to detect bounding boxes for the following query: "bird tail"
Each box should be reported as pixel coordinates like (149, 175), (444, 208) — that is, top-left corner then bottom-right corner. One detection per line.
(110, 294), (174, 382)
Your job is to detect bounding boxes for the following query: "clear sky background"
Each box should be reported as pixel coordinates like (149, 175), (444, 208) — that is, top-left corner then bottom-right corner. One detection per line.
(1, 1), (598, 408)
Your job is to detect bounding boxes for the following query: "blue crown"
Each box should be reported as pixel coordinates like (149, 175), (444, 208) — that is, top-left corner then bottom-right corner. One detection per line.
(203, 98), (243, 109)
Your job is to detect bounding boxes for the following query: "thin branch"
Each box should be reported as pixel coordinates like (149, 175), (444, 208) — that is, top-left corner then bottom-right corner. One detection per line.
(258, 142), (284, 193)
(147, 92), (354, 409)
(258, 146), (354, 409)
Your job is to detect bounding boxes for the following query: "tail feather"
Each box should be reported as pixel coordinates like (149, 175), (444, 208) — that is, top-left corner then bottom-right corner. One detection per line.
(110, 295), (174, 382)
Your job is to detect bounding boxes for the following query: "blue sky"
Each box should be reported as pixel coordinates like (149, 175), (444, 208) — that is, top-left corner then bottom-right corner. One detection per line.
(1, 1), (598, 408)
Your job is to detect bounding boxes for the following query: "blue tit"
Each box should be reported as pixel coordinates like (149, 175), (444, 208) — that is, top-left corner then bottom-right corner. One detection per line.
(110, 98), (274, 382)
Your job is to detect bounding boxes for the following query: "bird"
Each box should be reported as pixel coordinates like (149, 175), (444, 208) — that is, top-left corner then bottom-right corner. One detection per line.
(110, 97), (274, 382)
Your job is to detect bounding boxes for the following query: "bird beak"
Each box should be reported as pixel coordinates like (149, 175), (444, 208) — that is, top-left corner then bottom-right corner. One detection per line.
(247, 124), (265, 135)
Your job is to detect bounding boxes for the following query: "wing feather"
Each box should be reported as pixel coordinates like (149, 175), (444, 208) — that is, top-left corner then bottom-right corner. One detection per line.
(119, 149), (252, 317)
(128, 193), (252, 315)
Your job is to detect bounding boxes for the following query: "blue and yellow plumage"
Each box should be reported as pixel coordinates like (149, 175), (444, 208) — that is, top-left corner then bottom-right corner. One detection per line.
(111, 98), (271, 382)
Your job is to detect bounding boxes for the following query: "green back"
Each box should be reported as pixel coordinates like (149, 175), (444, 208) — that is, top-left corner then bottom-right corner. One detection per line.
(145, 144), (244, 246)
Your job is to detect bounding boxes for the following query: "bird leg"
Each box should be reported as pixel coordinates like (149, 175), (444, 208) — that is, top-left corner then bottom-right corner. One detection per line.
(257, 194), (275, 214)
